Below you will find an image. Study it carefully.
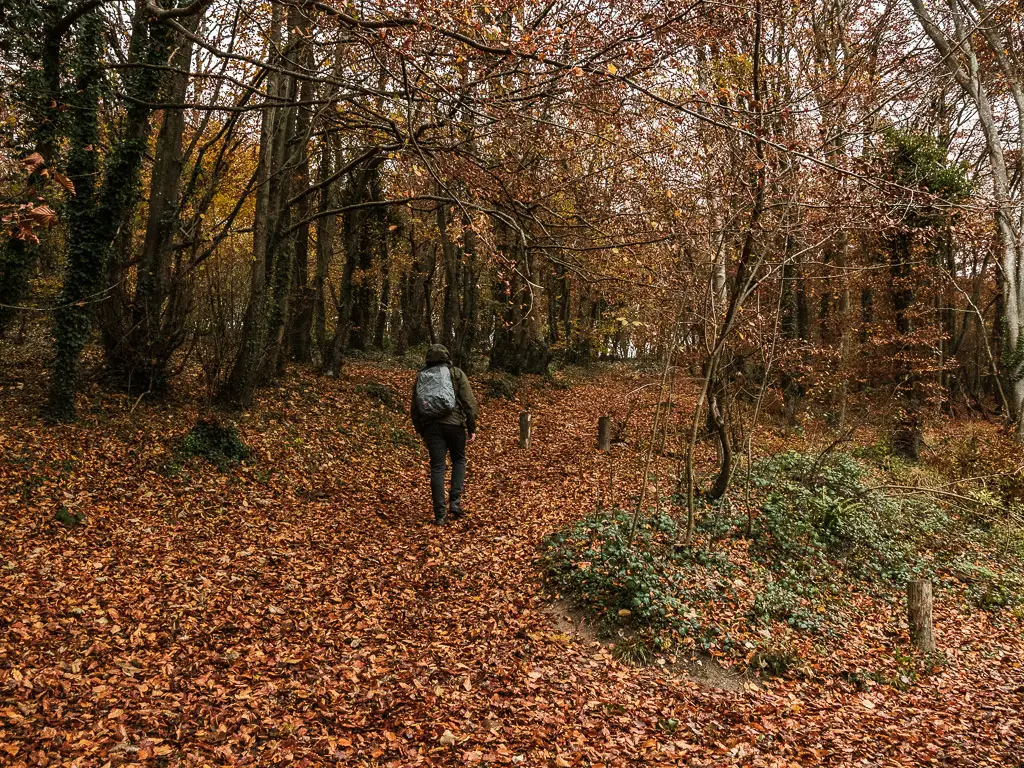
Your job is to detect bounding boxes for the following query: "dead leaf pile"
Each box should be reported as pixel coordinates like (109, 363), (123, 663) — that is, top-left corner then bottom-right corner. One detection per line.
(1, 364), (1022, 766)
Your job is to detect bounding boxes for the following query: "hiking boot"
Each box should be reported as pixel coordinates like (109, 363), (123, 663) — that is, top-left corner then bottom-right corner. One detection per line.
(449, 507), (466, 520)
(433, 515), (447, 526)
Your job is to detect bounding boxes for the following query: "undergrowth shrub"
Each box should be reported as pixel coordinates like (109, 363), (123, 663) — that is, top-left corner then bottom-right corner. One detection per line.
(543, 449), (1024, 668)
(544, 363), (572, 390)
(751, 581), (821, 632)
(483, 373), (518, 401)
(613, 633), (656, 666)
(953, 559), (1023, 610)
(357, 381), (402, 411)
(178, 419), (249, 468)
(55, 505), (86, 527)
(748, 451), (918, 583)
(930, 432), (1024, 505)
(751, 631), (802, 677)
(852, 438), (896, 467)
(366, 410), (420, 450)
(992, 515), (1024, 561)
(542, 510), (717, 647)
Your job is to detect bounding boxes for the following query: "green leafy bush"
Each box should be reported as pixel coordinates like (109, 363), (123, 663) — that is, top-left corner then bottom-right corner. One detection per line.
(542, 448), (1024, 670)
(357, 381), (402, 411)
(751, 581), (821, 632)
(483, 373), (518, 401)
(55, 506), (86, 527)
(954, 559), (1022, 610)
(613, 634), (655, 666)
(179, 419), (249, 468)
(542, 510), (709, 644)
(852, 439), (898, 469)
(992, 515), (1024, 560)
(748, 451), (915, 583)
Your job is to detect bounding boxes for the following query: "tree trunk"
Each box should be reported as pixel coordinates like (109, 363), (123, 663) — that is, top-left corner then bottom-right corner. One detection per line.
(780, 235), (802, 422)
(889, 231), (922, 461)
(103, 12), (199, 393)
(490, 217), (520, 371)
(345, 165), (381, 352)
(287, 33), (315, 364)
(706, 375), (733, 501)
(219, 3), (287, 407)
(911, 0), (1024, 437)
(454, 212), (479, 370)
(324, 157), (384, 368)
(49, 5), (171, 419)
(46, 11), (102, 421)
(835, 231), (851, 427)
(312, 137), (338, 361)
(374, 228), (391, 349)
(438, 201), (461, 350)
(402, 221), (433, 348)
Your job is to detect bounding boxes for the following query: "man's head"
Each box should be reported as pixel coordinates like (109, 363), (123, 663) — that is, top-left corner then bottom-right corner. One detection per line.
(425, 344), (451, 366)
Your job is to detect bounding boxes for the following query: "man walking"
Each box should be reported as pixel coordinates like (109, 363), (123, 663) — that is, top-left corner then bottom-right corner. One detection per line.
(411, 344), (478, 525)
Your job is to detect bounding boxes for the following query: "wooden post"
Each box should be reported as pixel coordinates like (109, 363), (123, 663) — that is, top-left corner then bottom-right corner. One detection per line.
(519, 412), (532, 449)
(598, 415), (611, 450)
(907, 579), (935, 653)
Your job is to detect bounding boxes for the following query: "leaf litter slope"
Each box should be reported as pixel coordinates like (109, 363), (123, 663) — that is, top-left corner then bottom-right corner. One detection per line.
(0, 363), (1021, 766)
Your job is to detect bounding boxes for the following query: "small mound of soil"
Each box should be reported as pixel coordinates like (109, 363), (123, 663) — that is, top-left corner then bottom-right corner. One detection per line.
(541, 599), (745, 692)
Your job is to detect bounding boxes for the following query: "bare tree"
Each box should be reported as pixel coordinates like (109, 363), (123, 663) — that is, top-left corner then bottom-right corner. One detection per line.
(911, 0), (1024, 437)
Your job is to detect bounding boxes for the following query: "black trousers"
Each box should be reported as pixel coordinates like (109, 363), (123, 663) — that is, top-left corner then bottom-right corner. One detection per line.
(422, 422), (467, 519)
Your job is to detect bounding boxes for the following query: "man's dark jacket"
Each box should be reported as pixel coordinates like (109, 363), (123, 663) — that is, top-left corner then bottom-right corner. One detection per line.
(411, 344), (478, 435)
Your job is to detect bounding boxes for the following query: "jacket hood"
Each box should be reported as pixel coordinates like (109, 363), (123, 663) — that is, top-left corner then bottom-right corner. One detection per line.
(425, 344), (451, 365)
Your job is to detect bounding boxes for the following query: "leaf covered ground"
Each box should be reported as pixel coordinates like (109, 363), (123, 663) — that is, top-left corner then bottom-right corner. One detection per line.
(1, 362), (1023, 766)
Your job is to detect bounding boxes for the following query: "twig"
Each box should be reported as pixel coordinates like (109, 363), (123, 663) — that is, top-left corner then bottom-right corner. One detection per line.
(803, 427), (857, 488)
(628, 342), (674, 546)
(869, 483), (1006, 508)
(128, 390), (149, 415)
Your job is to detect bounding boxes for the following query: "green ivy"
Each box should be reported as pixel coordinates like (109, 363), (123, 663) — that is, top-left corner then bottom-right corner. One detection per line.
(747, 451), (917, 584)
(542, 510), (724, 648)
(751, 581), (821, 632)
(178, 419), (250, 469)
(47, 3), (177, 420)
(357, 381), (402, 411)
(46, 8), (103, 422)
(880, 128), (972, 227)
(0, 239), (35, 334)
(1002, 330), (1024, 383)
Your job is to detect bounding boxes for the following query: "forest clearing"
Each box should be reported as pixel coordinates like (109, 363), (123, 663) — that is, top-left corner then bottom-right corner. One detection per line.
(3, 0), (1024, 765)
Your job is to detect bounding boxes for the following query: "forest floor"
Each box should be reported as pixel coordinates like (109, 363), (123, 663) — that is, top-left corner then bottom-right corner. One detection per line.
(1, 356), (1023, 767)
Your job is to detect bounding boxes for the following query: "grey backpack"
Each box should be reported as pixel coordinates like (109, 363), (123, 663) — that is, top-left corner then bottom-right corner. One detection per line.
(416, 365), (457, 419)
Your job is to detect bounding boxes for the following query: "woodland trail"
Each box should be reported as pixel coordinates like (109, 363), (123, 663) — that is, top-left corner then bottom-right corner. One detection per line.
(1, 363), (1022, 766)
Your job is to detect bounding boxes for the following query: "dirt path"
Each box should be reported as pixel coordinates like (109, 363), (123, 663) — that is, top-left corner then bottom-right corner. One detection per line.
(1, 363), (1022, 766)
